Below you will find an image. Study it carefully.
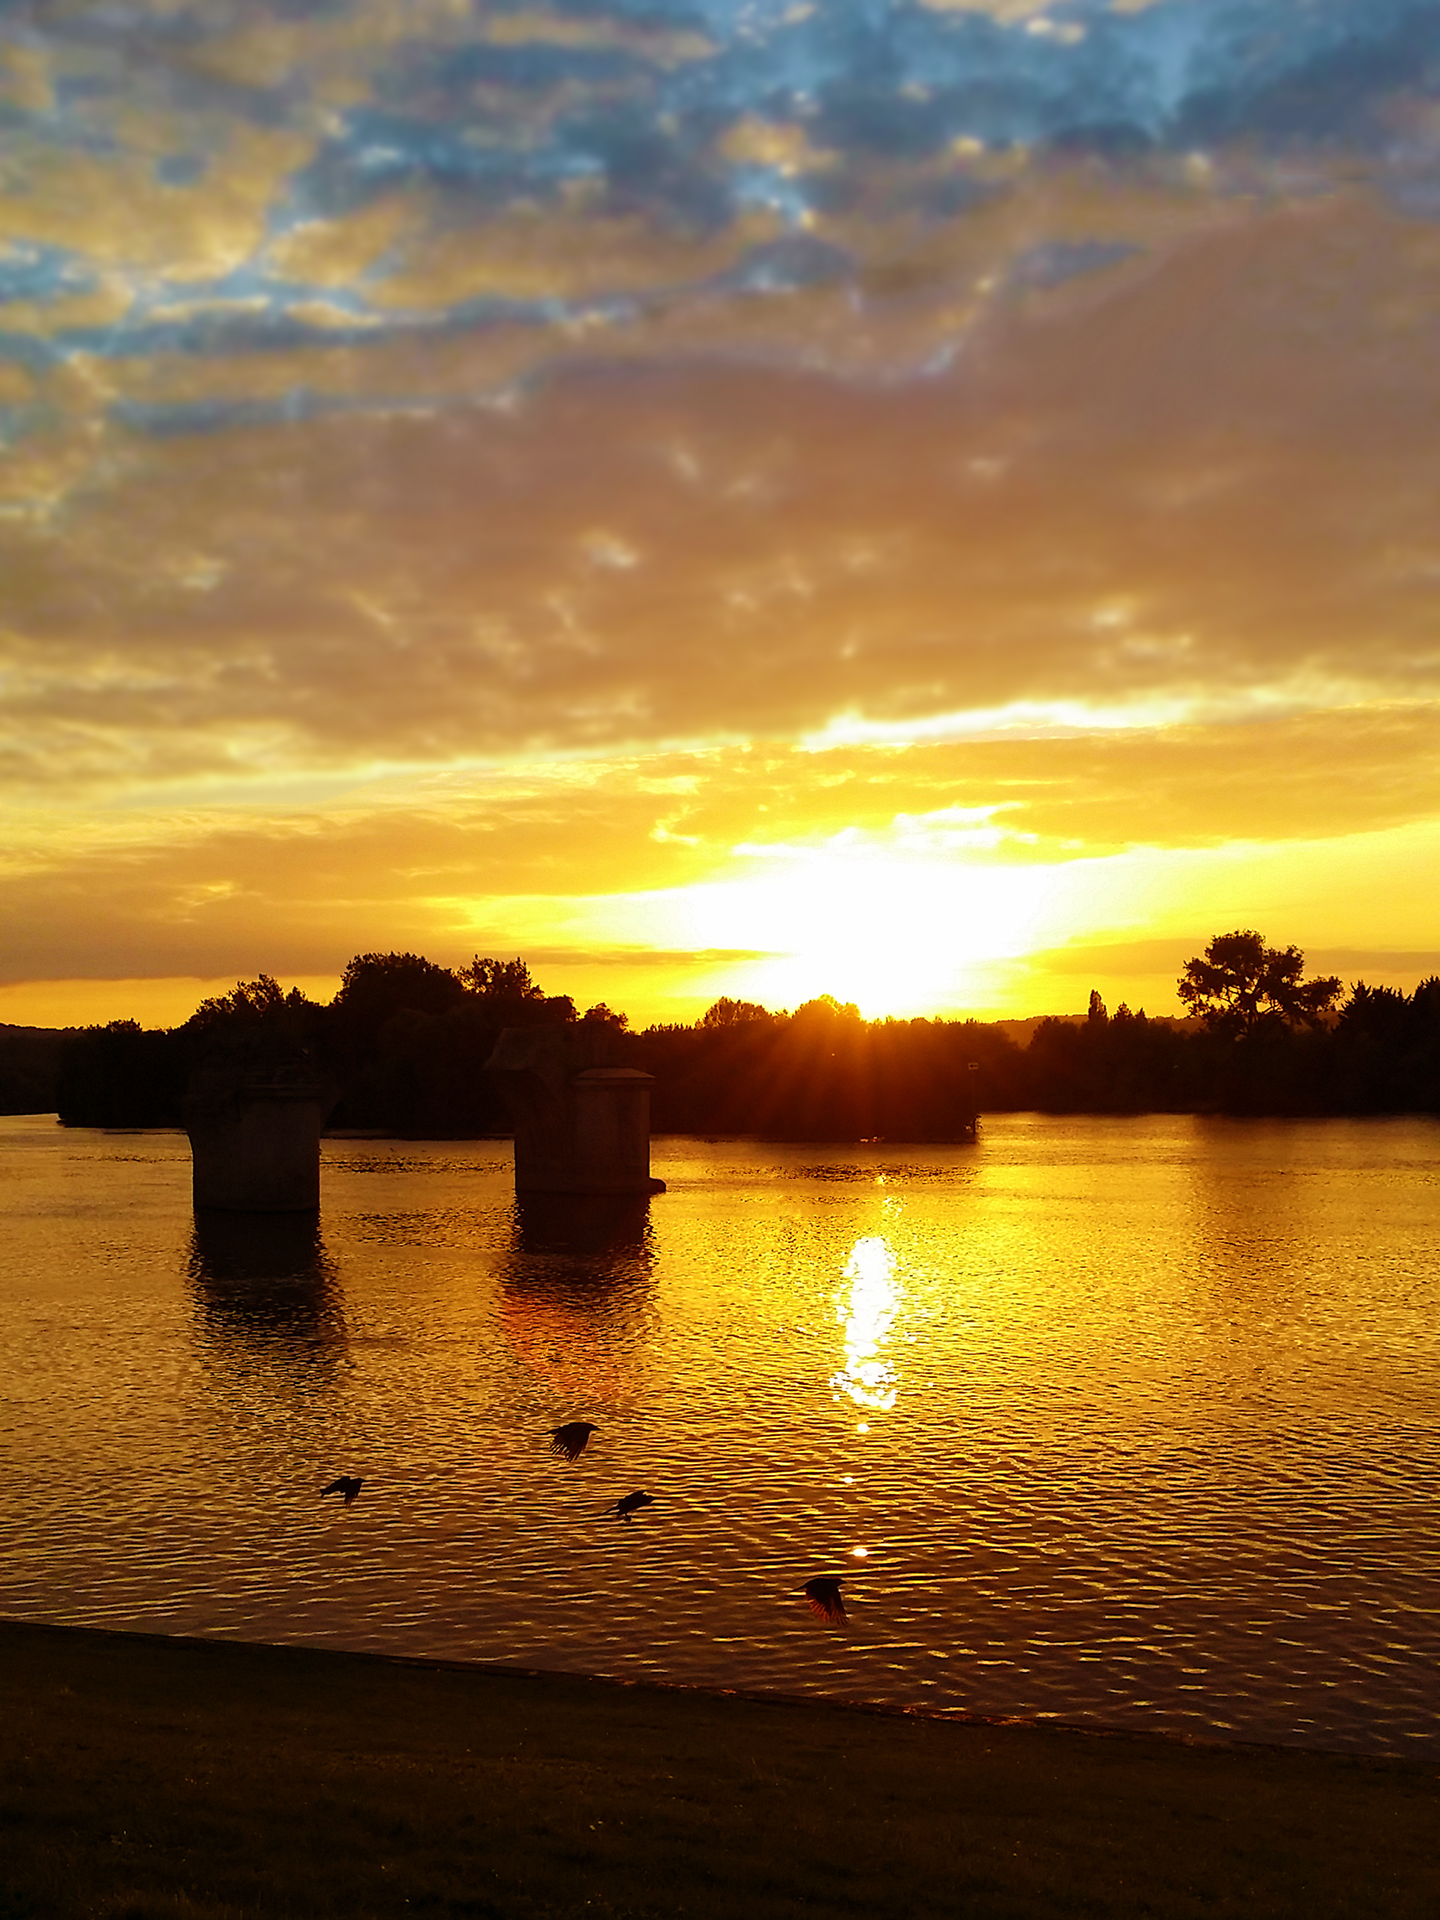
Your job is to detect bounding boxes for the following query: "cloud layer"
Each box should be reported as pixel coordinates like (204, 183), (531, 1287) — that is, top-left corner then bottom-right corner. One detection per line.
(4, 0), (1440, 1013)
(7, 709), (1439, 985)
(6, 188), (1440, 793)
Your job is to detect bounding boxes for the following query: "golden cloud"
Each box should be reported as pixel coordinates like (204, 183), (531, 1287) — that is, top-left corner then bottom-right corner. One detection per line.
(3, 194), (1435, 802)
(0, 126), (314, 283)
(4, 707), (1439, 991)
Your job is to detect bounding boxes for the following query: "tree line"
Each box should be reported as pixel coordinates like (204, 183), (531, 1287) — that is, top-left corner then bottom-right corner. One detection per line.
(33, 932), (1440, 1135)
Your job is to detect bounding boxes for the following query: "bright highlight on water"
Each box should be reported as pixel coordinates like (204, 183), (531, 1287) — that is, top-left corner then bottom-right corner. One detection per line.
(3, 1113), (1438, 1758)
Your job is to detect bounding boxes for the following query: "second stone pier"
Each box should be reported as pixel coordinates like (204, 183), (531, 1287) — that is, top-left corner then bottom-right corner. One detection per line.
(485, 1026), (665, 1196)
(183, 1072), (327, 1212)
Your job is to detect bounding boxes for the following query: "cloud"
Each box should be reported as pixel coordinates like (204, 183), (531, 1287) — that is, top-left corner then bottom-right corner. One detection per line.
(520, 944), (773, 968)
(4, 705), (1439, 989)
(4, 186), (1440, 796)
(3, 0), (1438, 397)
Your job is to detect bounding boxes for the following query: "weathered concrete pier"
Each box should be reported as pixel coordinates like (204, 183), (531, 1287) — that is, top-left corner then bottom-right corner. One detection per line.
(182, 1068), (327, 1212)
(486, 1026), (665, 1196)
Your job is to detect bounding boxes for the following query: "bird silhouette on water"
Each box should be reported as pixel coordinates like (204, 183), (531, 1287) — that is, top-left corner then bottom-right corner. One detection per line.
(321, 1476), (363, 1506)
(549, 1421), (597, 1463)
(611, 1491), (654, 1523)
(804, 1577), (847, 1623)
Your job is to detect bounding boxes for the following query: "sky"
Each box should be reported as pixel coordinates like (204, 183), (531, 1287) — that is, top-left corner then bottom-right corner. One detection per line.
(3, 0), (1440, 1030)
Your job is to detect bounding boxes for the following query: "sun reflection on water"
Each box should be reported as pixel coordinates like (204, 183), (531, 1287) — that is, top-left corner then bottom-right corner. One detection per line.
(7, 1120), (1440, 1756)
(831, 1234), (901, 1412)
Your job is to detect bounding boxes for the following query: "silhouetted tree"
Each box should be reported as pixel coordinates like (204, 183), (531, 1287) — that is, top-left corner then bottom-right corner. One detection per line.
(639, 998), (996, 1140)
(52, 939), (1440, 1136)
(459, 956), (546, 1002)
(699, 997), (774, 1029)
(57, 1019), (187, 1127)
(1177, 931), (1342, 1037)
(332, 953), (466, 1031)
(176, 974), (325, 1111)
(1329, 976), (1440, 1114)
(187, 974), (289, 1028)
(0, 1024), (68, 1114)
(322, 951), (583, 1134)
(581, 1003), (629, 1030)
(1025, 1003), (1197, 1112)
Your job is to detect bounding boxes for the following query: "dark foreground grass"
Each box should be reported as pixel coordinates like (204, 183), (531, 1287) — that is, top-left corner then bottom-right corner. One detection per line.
(1, 1622), (1436, 1920)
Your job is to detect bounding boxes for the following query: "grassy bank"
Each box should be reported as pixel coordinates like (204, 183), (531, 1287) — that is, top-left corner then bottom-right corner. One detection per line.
(1, 1621), (1435, 1919)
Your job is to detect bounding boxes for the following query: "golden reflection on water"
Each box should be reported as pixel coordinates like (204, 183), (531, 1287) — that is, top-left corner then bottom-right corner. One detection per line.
(830, 1234), (901, 1413)
(187, 1209), (348, 1387)
(7, 1117), (1440, 1758)
(497, 1194), (655, 1410)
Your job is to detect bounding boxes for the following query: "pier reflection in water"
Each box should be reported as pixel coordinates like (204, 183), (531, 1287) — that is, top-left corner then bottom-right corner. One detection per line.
(497, 1195), (656, 1411)
(3, 1115), (1440, 1757)
(188, 1208), (346, 1390)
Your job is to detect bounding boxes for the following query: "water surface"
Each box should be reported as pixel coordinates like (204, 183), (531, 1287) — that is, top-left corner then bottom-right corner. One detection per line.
(3, 1112), (1438, 1755)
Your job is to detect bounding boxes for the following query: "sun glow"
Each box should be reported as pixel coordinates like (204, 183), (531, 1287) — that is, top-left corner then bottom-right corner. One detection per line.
(666, 842), (1069, 1016)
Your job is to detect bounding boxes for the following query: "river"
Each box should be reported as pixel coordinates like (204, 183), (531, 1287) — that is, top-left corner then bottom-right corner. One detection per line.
(3, 1111), (1437, 1755)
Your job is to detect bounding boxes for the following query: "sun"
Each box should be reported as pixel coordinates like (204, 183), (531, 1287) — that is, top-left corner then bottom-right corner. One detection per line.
(667, 840), (1067, 1017)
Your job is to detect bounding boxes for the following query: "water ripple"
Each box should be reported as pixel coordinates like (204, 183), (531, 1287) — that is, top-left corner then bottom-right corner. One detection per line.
(2, 1115), (1439, 1755)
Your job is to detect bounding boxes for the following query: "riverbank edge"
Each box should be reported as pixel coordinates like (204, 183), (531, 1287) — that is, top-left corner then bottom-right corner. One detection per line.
(3, 1619), (1437, 1919)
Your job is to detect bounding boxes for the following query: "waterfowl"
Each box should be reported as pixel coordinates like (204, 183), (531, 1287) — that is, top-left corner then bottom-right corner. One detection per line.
(549, 1421), (598, 1463)
(804, 1576), (846, 1623)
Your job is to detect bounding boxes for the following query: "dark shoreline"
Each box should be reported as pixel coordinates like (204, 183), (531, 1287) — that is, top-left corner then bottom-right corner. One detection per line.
(6, 1613), (1432, 1769)
(3, 1618), (1437, 1919)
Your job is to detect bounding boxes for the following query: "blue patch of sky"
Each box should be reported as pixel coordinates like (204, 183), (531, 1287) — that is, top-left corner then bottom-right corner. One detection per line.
(17, 4), (1440, 230)
(554, 107), (733, 226)
(284, 110), (607, 223)
(155, 152), (208, 187)
(715, 233), (854, 295)
(467, 0), (1440, 152)
(0, 240), (645, 365)
(110, 383), (503, 436)
(23, 0), (1440, 150)
(289, 0), (1440, 238)
(84, 5), (1377, 184)
(384, 36), (649, 99)
(1012, 240), (1143, 291)
(727, 162), (817, 226)
(111, 392), (351, 435)
(5, 0), (1439, 374)
(0, 295), (532, 365)
(0, 243), (95, 306)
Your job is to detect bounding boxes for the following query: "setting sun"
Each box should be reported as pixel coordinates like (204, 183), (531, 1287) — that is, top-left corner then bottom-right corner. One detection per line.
(667, 842), (1058, 1017)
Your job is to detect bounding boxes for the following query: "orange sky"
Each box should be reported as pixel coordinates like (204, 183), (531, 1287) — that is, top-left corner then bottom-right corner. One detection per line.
(3, 1), (1439, 1029)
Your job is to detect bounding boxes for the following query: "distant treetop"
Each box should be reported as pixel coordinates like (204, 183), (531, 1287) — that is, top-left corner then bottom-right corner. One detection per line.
(699, 997), (773, 1029)
(334, 952), (466, 1019)
(1177, 931), (1342, 1037)
(184, 974), (310, 1030)
(792, 994), (863, 1025)
(580, 1002), (630, 1030)
(459, 956), (546, 1002)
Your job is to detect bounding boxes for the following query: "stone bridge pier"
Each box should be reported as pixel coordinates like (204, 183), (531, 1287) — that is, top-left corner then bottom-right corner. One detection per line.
(486, 1027), (665, 1197)
(183, 1071), (327, 1212)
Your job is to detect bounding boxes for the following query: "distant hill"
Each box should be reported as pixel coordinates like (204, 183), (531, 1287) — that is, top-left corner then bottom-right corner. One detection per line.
(986, 1015), (1083, 1046)
(987, 1013), (1200, 1046)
